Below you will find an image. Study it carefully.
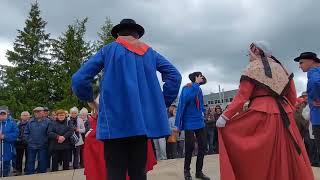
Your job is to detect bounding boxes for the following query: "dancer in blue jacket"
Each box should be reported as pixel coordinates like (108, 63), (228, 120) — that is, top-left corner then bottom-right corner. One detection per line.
(175, 72), (210, 180)
(72, 19), (181, 180)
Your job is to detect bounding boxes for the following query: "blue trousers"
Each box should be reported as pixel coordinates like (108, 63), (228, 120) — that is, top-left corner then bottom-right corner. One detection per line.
(26, 148), (48, 175)
(0, 161), (11, 177)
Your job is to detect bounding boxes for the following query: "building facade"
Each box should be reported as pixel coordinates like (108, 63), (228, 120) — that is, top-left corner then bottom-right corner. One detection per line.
(204, 89), (238, 109)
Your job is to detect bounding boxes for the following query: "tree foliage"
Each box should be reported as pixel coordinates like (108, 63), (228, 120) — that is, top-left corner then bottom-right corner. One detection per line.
(1, 2), (115, 118)
(4, 2), (52, 117)
(51, 18), (93, 110)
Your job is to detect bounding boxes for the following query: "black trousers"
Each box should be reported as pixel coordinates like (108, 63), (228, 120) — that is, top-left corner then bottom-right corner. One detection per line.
(313, 125), (320, 165)
(166, 142), (177, 159)
(72, 146), (80, 169)
(104, 135), (148, 180)
(184, 128), (207, 172)
(16, 146), (28, 172)
(52, 149), (70, 171)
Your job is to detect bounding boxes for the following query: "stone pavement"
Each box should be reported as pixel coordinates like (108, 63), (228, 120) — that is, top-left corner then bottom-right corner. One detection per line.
(2, 155), (320, 180)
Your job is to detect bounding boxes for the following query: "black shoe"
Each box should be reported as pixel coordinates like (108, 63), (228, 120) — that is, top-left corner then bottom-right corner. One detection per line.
(311, 162), (320, 167)
(195, 171), (210, 180)
(184, 170), (193, 180)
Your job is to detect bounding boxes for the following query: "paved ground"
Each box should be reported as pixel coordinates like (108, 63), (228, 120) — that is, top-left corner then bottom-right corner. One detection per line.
(2, 155), (320, 180)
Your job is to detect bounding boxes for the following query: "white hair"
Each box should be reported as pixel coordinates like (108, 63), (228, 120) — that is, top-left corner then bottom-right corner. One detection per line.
(253, 40), (272, 57)
(80, 107), (88, 114)
(21, 111), (30, 116)
(70, 107), (79, 113)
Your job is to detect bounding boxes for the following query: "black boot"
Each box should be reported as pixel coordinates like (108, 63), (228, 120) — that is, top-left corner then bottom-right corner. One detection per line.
(184, 170), (192, 180)
(195, 171), (210, 180)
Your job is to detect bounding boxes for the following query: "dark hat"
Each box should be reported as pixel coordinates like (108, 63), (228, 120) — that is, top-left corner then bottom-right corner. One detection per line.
(294, 52), (320, 63)
(188, 72), (207, 85)
(111, 19), (144, 39)
(33, 107), (44, 112)
(0, 106), (8, 114)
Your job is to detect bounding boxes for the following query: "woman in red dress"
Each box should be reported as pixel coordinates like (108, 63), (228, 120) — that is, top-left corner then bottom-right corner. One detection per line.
(84, 113), (157, 180)
(216, 41), (314, 180)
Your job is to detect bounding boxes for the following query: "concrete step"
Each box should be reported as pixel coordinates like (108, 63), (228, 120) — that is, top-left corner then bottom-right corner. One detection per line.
(2, 155), (320, 180)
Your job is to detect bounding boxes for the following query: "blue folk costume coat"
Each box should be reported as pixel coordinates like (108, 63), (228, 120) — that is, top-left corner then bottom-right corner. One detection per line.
(175, 83), (205, 130)
(307, 67), (320, 125)
(72, 36), (182, 140)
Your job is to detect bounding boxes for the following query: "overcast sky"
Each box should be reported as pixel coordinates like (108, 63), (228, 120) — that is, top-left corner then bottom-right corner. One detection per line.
(0, 0), (318, 95)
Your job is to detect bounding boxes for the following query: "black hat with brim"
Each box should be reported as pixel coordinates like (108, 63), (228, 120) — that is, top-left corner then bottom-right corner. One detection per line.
(111, 19), (144, 39)
(189, 72), (207, 85)
(294, 52), (320, 63)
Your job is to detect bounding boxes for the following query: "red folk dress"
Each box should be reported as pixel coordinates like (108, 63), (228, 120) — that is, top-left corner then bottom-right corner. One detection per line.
(84, 115), (157, 180)
(218, 58), (314, 180)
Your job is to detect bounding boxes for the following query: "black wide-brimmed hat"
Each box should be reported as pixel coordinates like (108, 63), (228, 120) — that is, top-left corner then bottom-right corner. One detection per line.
(189, 72), (207, 85)
(111, 19), (144, 39)
(294, 52), (320, 63)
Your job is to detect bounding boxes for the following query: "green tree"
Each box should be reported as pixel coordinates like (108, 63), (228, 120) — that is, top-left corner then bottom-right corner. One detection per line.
(89, 17), (115, 96)
(51, 18), (93, 110)
(95, 17), (114, 50)
(0, 65), (6, 86)
(4, 2), (52, 117)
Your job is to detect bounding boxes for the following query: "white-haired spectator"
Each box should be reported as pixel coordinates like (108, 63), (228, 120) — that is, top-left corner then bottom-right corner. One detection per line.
(79, 107), (90, 168)
(68, 107), (85, 169)
(80, 107), (88, 115)
(70, 107), (79, 114)
(15, 111), (30, 175)
(79, 108), (90, 134)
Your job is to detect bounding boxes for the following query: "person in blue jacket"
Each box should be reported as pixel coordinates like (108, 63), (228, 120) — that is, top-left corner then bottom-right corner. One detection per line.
(175, 72), (210, 180)
(24, 107), (50, 175)
(72, 18), (181, 180)
(0, 106), (19, 177)
(295, 52), (320, 167)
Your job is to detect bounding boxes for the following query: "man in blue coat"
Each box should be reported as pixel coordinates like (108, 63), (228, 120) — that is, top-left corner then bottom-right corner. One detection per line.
(0, 106), (19, 177)
(24, 107), (50, 175)
(72, 19), (181, 180)
(295, 52), (320, 167)
(175, 72), (210, 180)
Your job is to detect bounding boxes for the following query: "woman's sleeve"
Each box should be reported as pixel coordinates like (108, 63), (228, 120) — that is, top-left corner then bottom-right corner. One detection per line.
(223, 80), (255, 120)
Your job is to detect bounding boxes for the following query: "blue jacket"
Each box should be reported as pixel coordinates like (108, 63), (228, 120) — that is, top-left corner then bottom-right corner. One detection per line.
(72, 37), (182, 140)
(24, 118), (50, 149)
(307, 67), (320, 125)
(175, 83), (205, 130)
(0, 118), (19, 161)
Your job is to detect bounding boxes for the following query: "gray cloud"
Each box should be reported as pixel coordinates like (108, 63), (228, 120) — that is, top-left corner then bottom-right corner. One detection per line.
(0, 0), (318, 94)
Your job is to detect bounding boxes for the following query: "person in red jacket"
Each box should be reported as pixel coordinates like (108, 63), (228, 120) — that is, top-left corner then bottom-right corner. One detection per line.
(84, 113), (157, 180)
